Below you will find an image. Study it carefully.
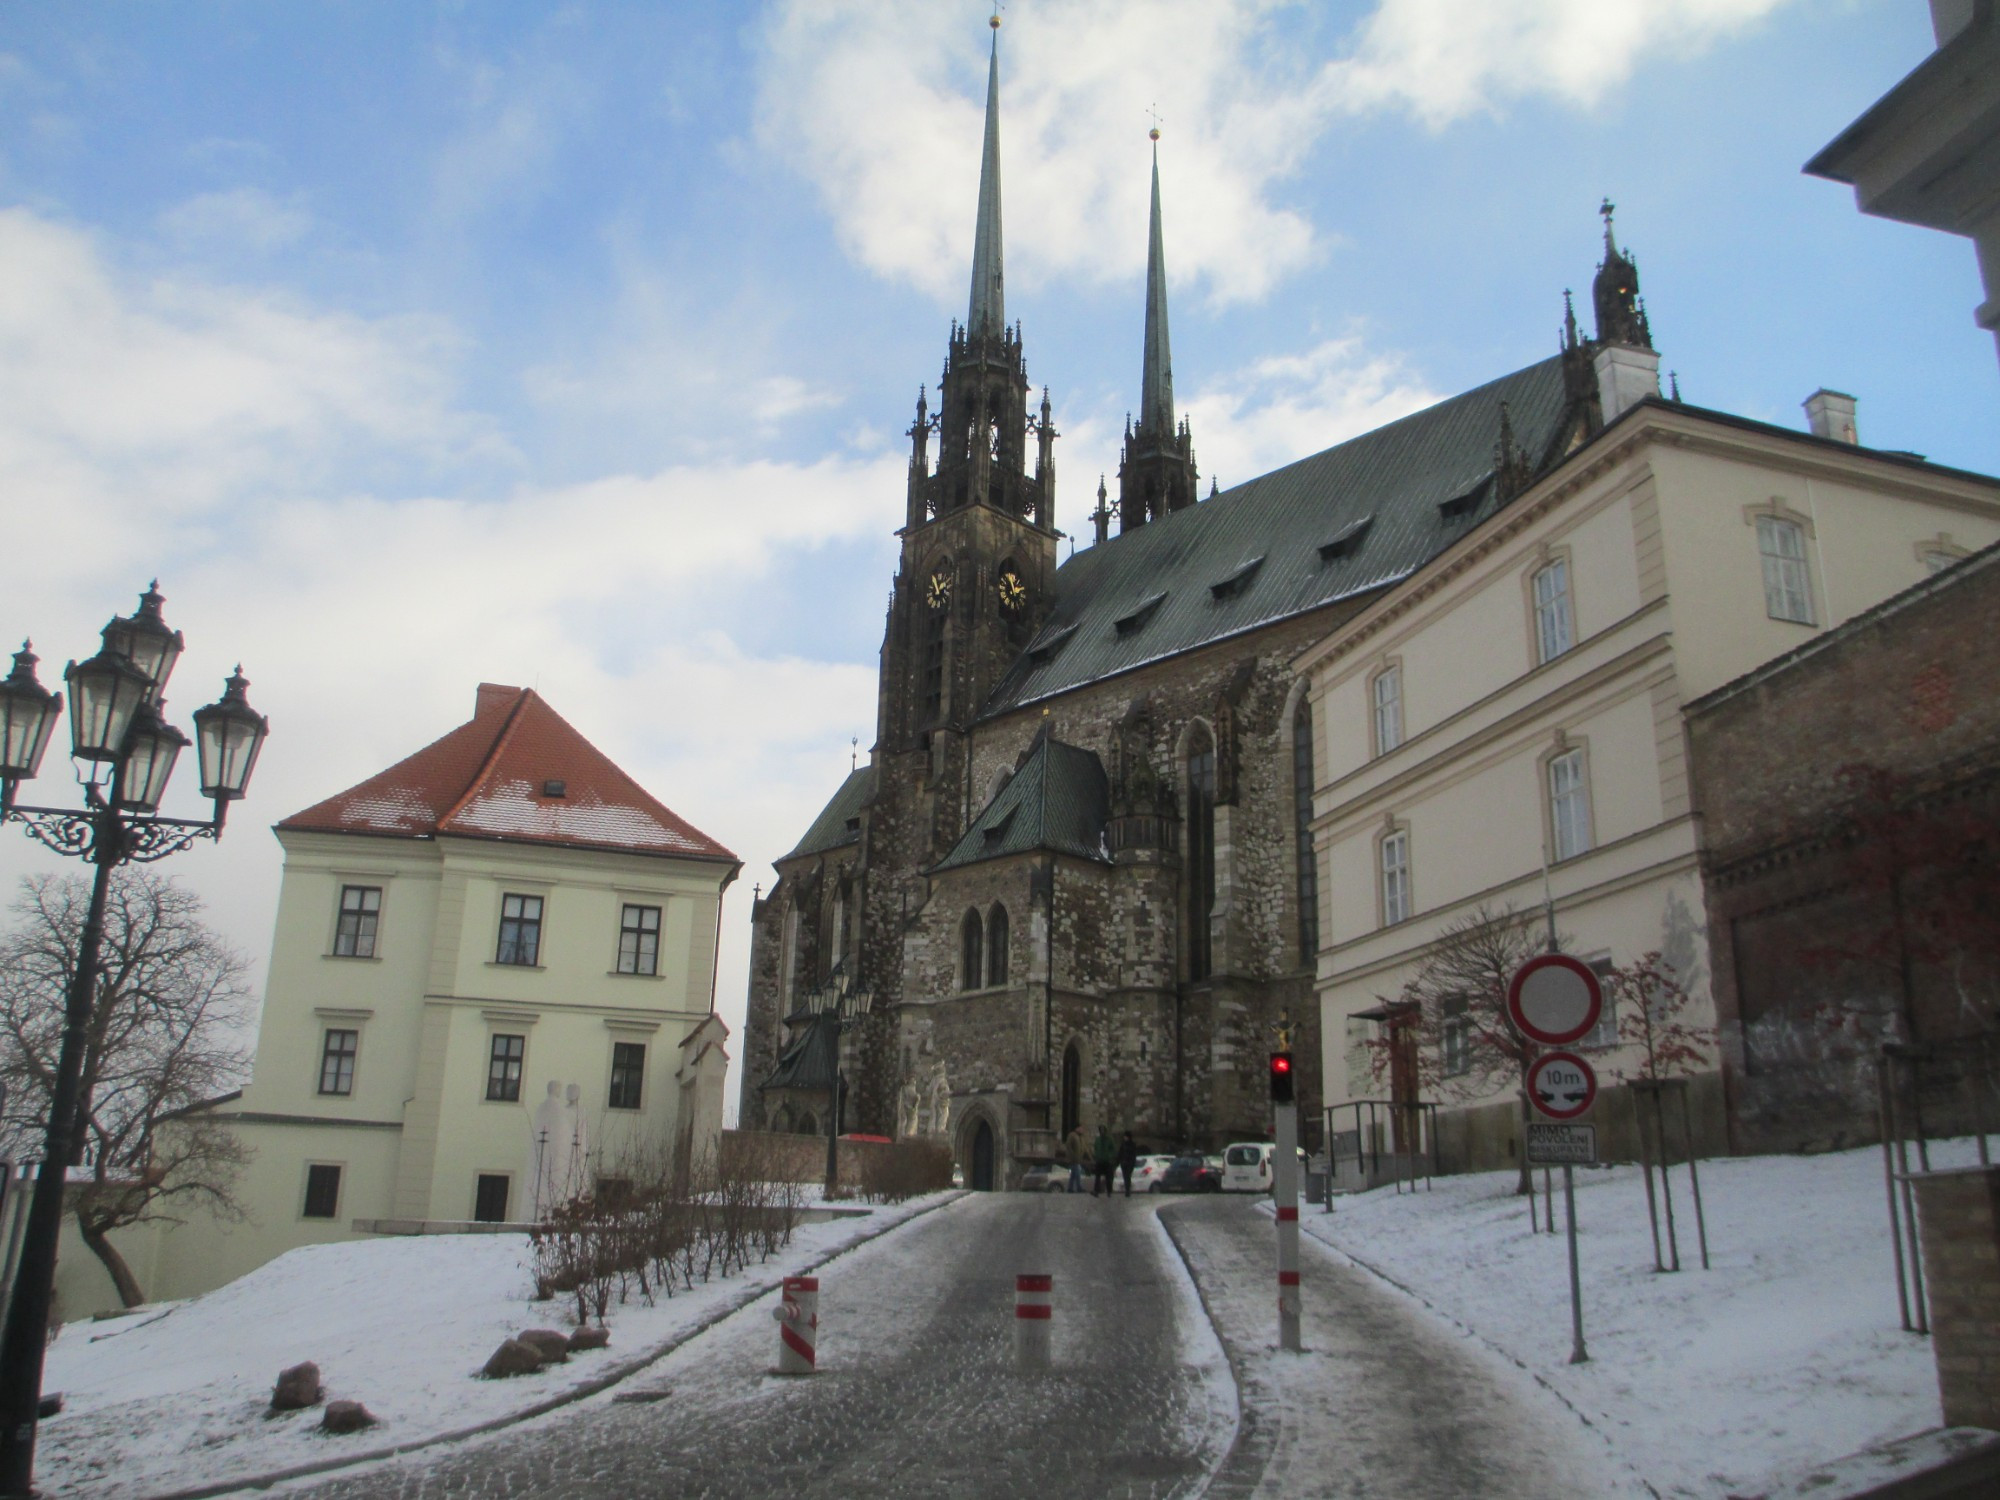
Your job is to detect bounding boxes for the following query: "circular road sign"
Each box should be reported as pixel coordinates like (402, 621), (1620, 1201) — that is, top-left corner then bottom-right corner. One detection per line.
(1527, 1050), (1599, 1121)
(1507, 953), (1603, 1047)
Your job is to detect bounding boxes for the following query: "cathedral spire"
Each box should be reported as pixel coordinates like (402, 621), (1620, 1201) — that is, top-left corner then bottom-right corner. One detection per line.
(1138, 128), (1174, 438)
(966, 15), (1006, 339)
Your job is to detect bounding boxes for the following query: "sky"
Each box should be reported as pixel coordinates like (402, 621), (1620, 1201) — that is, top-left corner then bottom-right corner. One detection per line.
(1, 1), (1992, 1121)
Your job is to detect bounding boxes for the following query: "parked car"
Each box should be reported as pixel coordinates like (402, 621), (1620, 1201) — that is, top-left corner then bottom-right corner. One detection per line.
(1019, 1162), (1066, 1193)
(1221, 1141), (1274, 1193)
(1132, 1154), (1174, 1193)
(1157, 1154), (1222, 1193)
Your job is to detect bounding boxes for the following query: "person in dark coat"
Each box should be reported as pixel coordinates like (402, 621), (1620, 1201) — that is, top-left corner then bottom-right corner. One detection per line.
(1117, 1132), (1139, 1197)
(1091, 1125), (1117, 1198)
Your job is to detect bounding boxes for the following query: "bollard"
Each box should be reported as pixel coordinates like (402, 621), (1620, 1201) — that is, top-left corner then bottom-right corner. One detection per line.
(772, 1275), (818, 1375)
(1014, 1273), (1052, 1368)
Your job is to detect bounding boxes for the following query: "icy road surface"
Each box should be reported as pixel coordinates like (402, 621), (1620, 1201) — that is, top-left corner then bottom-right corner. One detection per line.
(282, 1191), (1233, 1500)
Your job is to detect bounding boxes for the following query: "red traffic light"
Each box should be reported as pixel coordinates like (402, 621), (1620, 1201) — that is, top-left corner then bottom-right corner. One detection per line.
(1269, 1050), (1295, 1103)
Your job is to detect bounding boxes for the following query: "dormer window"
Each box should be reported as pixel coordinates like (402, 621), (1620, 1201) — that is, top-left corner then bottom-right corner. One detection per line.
(1115, 593), (1168, 636)
(1439, 474), (1492, 521)
(1317, 515), (1373, 562)
(542, 780), (566, 798)
(1209, 557), (1265, 601)
(1028, 623), (1077, 666)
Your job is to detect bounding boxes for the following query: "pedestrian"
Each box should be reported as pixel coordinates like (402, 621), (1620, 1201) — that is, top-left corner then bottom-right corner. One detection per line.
(1063, 1123), (1086, 1193)
(1092, 1125), (1117, 1198)
(1117, 1131), (1138, 1197)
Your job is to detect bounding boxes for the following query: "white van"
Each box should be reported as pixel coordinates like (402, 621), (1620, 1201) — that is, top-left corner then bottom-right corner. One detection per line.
(1221, 1141), (1274, 1193)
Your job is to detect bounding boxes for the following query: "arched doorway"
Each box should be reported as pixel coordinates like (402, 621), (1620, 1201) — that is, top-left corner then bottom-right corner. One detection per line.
(1060, 1043), (1081, 1141)
(970, 1118), (996, 1191)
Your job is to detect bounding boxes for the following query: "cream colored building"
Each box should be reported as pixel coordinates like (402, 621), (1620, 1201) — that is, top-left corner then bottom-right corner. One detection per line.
(65, 684), (739, 1310)
(1300, 388), (2000, 1168)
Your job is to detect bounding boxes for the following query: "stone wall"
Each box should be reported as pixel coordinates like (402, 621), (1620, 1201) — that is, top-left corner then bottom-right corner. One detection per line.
(1911, 1165), (2000, 1429)
(1689, 548), (2000, 1153)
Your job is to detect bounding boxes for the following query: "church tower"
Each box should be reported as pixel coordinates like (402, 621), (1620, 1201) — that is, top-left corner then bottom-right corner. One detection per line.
(876, 14), (1059, 850)
(1117, 130), (1198, 533)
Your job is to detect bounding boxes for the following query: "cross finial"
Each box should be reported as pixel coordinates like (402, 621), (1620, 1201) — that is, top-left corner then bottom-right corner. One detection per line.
(1146, 103), (1162, 142)
(989, 1), (1002, 27)
(1599, 197), (1614, 225)
(851, 735), (858, 770)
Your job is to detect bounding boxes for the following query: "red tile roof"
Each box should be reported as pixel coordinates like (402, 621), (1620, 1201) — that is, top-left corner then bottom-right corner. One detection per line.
(279, 684), (737, 864)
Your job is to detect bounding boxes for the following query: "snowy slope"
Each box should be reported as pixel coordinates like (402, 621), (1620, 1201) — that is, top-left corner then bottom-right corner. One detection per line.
(39, 1195), (954, 1499)
(1291, 1140), (1990, 1498)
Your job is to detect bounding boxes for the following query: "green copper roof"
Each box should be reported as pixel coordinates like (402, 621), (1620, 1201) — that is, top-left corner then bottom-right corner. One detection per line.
(760, 1012), (838, 1095)
(934, 730), (1109, 872)
(985, 354), (1575, 716)
(782, 765), (873, 863)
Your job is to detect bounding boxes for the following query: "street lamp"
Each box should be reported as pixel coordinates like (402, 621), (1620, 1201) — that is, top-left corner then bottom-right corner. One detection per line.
(0, 585), (268, 1498)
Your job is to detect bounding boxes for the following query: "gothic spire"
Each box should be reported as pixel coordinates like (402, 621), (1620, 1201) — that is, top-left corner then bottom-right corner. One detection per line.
(1138, 128), (1175, 438)
(966, 15), (1006, 338)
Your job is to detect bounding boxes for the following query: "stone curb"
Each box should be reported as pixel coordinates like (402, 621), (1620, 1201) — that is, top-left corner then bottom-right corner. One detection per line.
(141, 1191), (969, 1500)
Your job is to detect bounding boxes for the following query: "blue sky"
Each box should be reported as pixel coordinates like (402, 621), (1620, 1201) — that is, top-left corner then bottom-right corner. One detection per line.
(1, 1), (1990, 1109)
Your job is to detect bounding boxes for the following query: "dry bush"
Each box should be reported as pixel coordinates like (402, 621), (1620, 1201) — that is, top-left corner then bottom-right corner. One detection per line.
(846, 1141), (952, 1203)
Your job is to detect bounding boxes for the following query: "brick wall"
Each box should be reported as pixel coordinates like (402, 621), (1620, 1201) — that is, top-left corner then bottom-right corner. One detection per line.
(1911, 1166), (2000, 1428)
(1688, 549), (2000, 1152)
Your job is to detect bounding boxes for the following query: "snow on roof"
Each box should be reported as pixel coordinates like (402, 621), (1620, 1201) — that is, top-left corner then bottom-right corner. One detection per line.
(280, 685), (736, 864)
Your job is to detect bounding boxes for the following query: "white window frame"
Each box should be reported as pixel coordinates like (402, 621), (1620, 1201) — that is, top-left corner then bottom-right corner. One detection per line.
(1371, 663), (1403, 755)
(1547, 747), (1592, 863)
(1532, 557), (1574, 664)
(1380, 827), (1411, 927)
(1582, 956), (1618, 1049)
(1756, 515), (1814, 624)
(1440, 999), (1472, 1078)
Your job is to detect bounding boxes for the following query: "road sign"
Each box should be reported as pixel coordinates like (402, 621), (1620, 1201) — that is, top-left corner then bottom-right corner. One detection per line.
(1527, 1123), (1598, 1165)
(1527, 1050), (1598, 1121)
(1507, 953), (1603, 1046)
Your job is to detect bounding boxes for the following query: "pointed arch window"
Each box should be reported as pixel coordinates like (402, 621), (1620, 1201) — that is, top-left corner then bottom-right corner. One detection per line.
(987, 904), (1009, 986)
(1292, 699), (1318, 967)
(960, 909), (984, 993)
(1187, 724), (1217, 980)
(1061, 1042), (1081, 1140)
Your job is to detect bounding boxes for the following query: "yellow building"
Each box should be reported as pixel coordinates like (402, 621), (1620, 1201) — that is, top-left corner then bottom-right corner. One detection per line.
(1299, 373), (2000, 1173)
(70, 684), (739, 1309)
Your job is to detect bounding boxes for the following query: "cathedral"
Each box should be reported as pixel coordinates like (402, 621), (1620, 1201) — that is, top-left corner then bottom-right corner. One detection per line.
(736, 20), (1648, 1188)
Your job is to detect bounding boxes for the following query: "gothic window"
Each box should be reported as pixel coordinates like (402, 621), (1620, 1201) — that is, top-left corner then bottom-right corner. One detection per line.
(987, 904), (1009, 986)
(835, 880), (853, 975)
(1292, 701), (1318, 967)
(1187, 724), (1217, 980)
(797, 1110), (818, 1137)
(1061, 1042), (1081, 1140)
(960, 909), (984, 992)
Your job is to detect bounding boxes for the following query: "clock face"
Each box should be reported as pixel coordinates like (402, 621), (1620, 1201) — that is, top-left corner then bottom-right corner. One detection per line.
(996, 568), (1027, 613)
(926, 569), (953, 610)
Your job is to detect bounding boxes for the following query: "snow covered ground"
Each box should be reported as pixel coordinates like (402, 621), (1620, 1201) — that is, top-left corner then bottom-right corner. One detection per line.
(37, 1192), (957, 1500)
(1292, 1139), (1993, 1498)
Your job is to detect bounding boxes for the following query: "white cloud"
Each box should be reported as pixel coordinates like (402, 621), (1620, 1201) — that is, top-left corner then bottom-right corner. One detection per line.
(1185, 334), (1443, 488)
(159, 188), (313, 255)
(757, 0), (1792, 307)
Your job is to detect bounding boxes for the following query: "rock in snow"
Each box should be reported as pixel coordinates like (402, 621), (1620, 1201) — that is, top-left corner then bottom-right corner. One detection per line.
(567, 1325), (610, 1353)
(319, 1400), (377, 1435)
(515, 1329), (570, 1364)
(479, 1338), (544, 1379)
(269, 1362), (322, 1411)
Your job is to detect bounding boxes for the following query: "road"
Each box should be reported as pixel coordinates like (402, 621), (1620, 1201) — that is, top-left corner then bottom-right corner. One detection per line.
(277, 1192), (1631, 1500)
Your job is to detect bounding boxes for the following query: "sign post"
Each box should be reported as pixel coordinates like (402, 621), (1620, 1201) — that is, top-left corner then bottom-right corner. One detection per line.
(1270, 1042), (1301, 1353)
(1513, 962), (1602, 1369)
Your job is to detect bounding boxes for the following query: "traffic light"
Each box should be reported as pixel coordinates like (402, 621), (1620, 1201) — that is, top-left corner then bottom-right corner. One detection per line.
(1269, 1050), (1294, 1104)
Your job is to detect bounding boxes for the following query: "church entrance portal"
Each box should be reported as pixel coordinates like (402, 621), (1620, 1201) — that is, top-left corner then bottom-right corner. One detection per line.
(970, 1118), (996, 1191)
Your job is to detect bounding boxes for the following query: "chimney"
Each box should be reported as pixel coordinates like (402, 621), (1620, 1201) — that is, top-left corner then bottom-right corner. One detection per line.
(1803, 389), (1859, 445)
(1594, 344), (1661, 425)
(475, 683), (522, 717)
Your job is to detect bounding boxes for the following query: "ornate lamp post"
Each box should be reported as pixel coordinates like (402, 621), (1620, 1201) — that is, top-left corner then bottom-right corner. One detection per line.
(0, 584), (268, 1496)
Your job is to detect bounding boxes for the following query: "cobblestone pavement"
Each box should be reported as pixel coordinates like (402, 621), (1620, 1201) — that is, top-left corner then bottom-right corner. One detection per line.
(1161, 1195), (1637, 1499)
(279, 1192), (1231, 1500)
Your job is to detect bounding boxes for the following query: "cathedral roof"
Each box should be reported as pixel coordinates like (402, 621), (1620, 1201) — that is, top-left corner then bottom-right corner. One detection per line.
(280, 684), (737, 864)
(760, 1010), (839, 1095)
(781, 764), (874, 863)
(985, 354), (1576, 716)
(933, 729), (1110, 872)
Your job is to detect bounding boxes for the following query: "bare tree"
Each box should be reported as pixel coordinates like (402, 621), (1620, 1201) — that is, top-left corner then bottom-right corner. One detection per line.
(1364, 903), (1550, 1195)
(0, 871), (253, 1306)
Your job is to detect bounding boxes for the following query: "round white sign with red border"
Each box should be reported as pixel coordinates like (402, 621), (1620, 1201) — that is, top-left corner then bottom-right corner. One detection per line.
(1507, 953), (1603, 1046)
(1527, 1050), (1598, 1121)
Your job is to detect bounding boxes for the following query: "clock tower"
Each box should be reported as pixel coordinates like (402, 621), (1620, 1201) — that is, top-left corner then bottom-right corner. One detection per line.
(874, 14), (1058, 860)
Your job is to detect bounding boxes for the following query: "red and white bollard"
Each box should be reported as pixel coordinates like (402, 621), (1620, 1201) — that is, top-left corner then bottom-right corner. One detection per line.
(1015, 1273), (1052, 1368)
(773, 1274), (818, 1375)
(1274, 1098), (1302, 1352)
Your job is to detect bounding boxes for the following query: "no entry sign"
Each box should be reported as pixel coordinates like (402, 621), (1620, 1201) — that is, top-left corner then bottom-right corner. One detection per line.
(1507, 954), (1603, 1046)
(1527, 1050), (1598, 1121)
